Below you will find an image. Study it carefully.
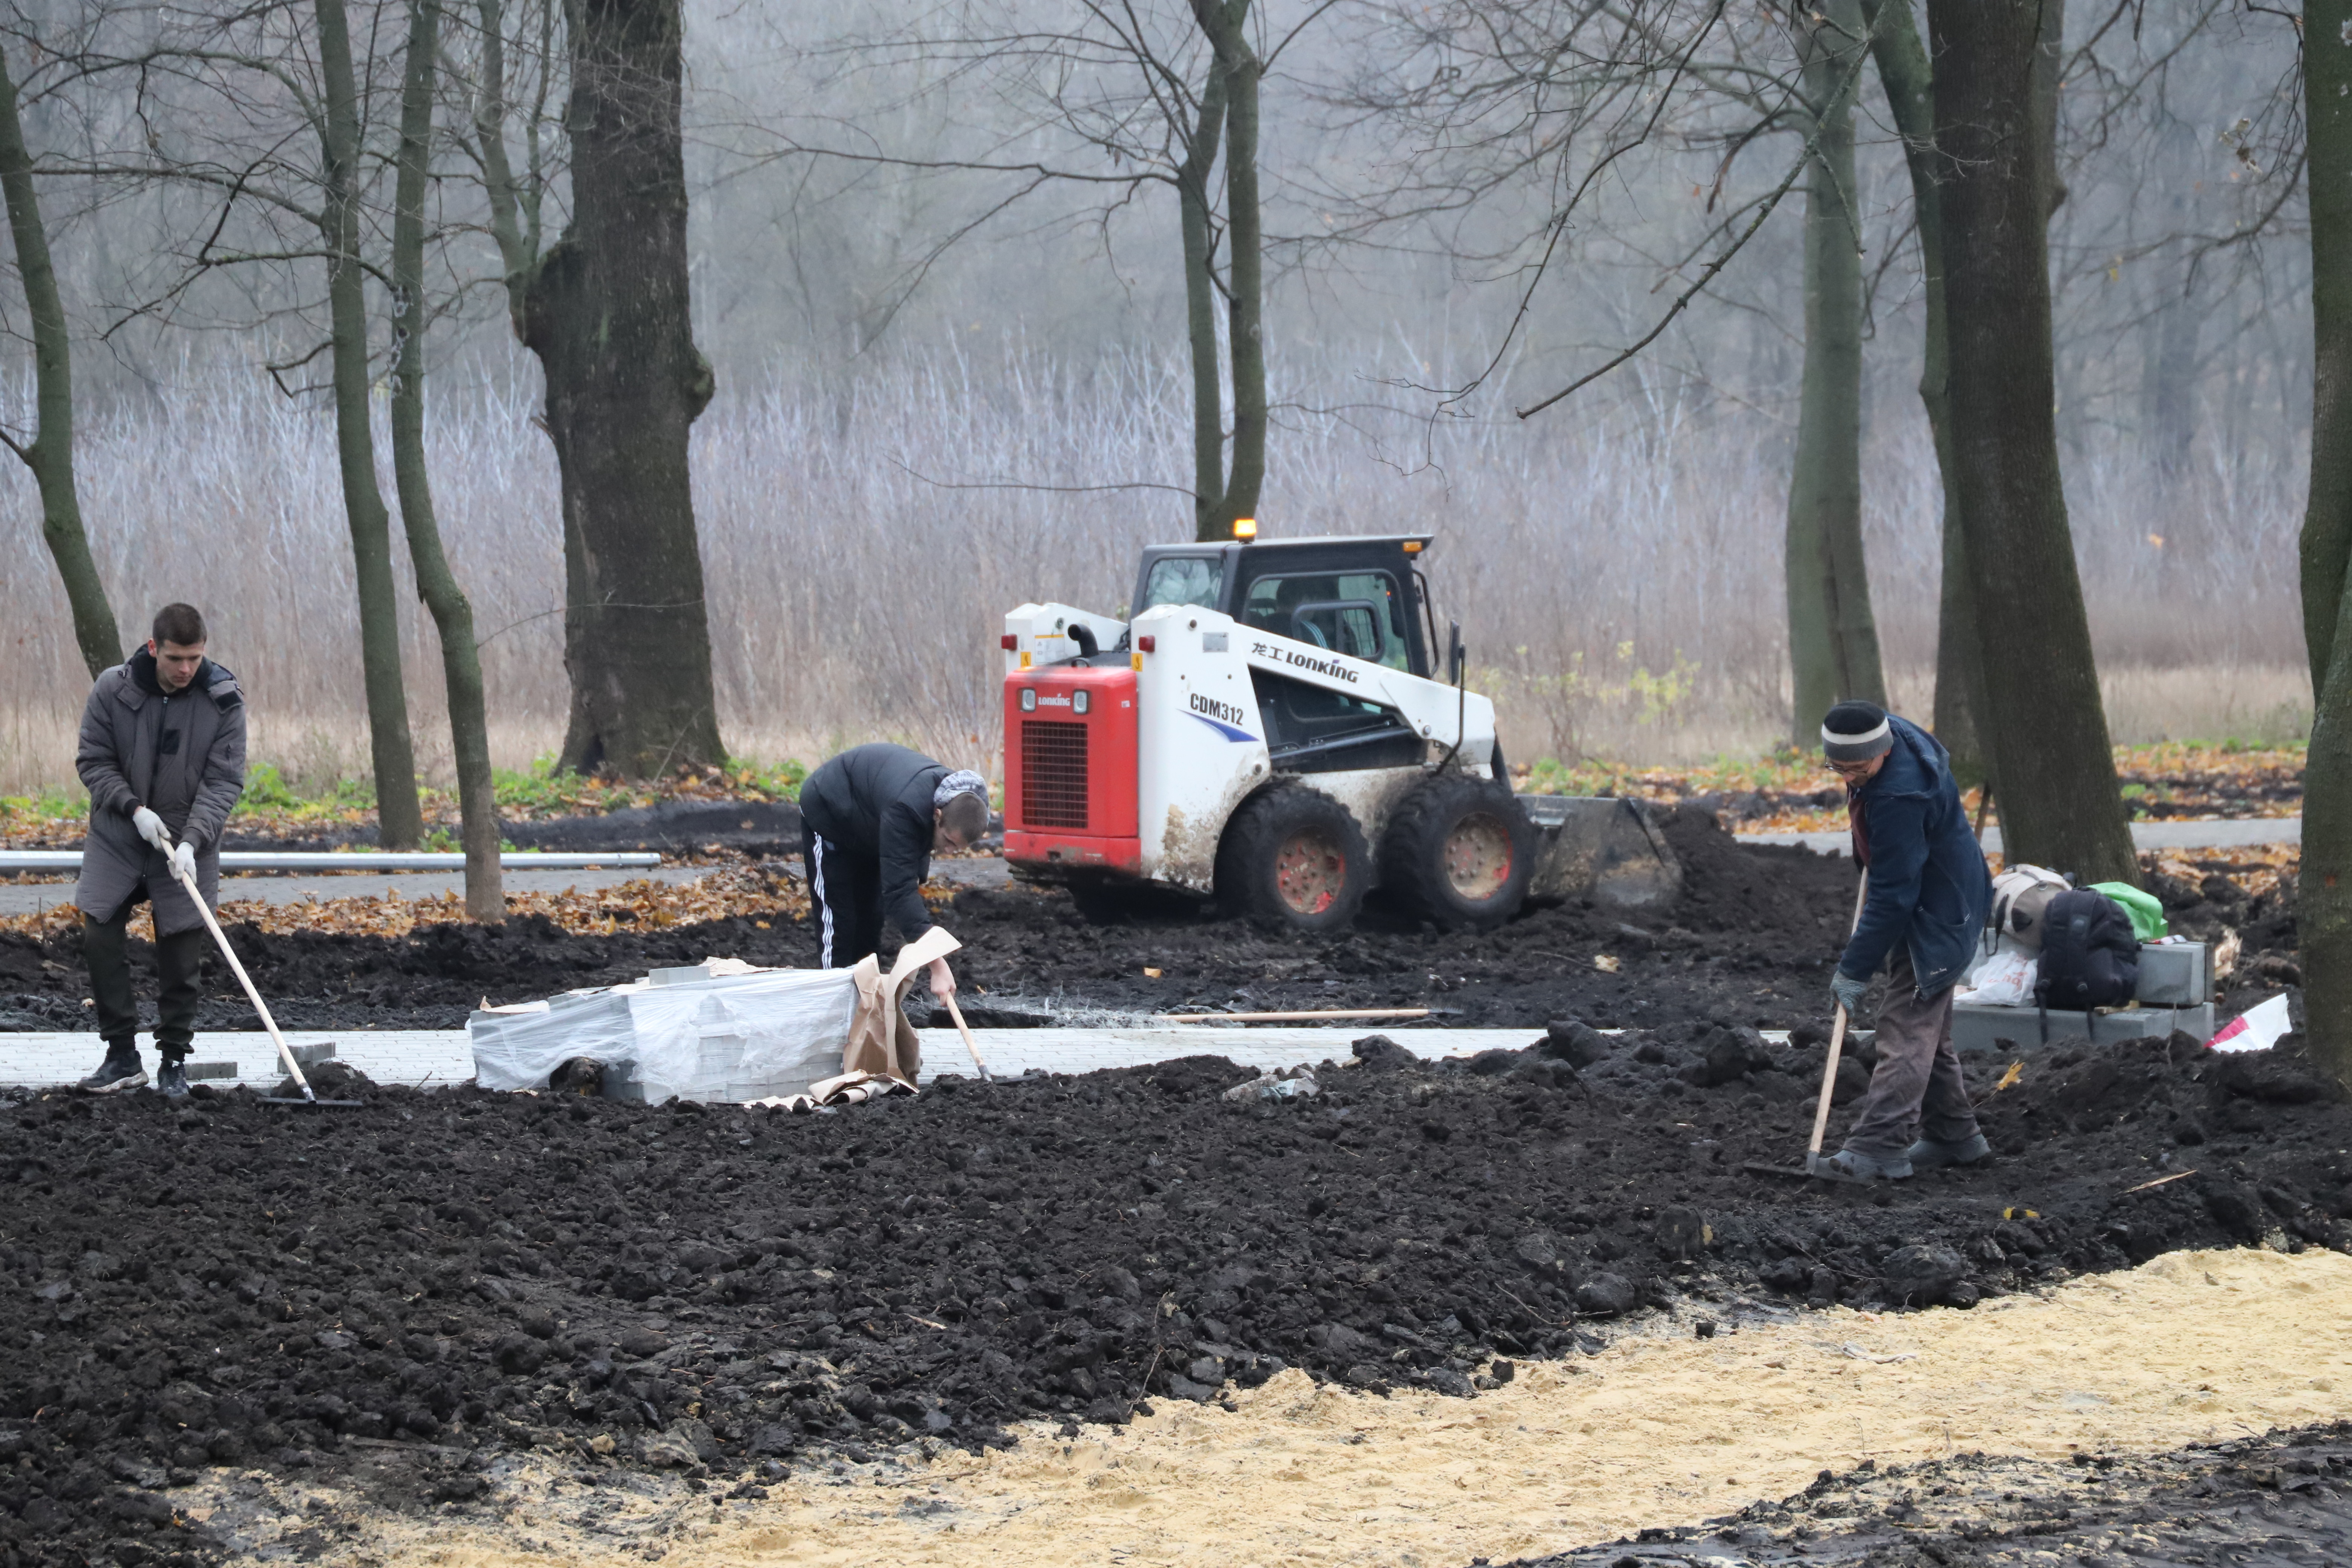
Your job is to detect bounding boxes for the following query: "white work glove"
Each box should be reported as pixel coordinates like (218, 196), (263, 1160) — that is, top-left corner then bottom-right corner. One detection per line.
(168, 841), (197, 882)
(132, 806), (170, 851)
(928, 957), (957, 1002)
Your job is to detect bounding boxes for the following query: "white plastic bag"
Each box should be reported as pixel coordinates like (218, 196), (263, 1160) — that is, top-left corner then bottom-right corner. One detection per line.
(2208, 992), (2292, 1054)
(1956, 949), (2037, 1008)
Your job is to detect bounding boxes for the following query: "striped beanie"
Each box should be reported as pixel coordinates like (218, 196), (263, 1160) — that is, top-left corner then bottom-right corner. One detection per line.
(1820, 701), (1894, 762)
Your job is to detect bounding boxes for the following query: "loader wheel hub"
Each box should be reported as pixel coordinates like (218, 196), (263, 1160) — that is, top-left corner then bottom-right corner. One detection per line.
(1272, 829), (1348, 916)
(1443, 812), (1515, 902)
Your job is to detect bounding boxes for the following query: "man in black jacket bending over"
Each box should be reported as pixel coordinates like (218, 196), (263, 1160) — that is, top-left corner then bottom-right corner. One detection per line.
(798, 743), (989, 1001)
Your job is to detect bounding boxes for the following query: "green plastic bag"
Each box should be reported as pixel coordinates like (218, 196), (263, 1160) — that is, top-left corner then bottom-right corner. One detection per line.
(2089, 881), (2168, 942)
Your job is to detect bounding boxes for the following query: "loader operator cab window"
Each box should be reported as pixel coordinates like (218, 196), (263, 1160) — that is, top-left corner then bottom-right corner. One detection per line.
(1139, 556), (1224, 612)
(1240, 572), (1411, 671)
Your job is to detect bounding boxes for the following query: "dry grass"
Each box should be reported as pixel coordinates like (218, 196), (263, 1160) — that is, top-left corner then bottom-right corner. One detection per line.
(2100, 662), (2312, 747)
(0, 346), (2311, 797)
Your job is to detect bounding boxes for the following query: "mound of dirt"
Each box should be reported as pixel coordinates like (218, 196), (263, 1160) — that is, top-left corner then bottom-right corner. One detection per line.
(1653, 805), (1850, 937)
(269, 1060), (377, 1101)
(0, 1020), (2341, 1562)
(1508, 1422), (2352, 1568)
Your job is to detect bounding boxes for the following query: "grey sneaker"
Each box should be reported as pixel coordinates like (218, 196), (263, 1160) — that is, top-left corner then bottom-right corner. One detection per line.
(1810, 1147), (1914, 1183)
(77, 1042), (146, 1095)
(1905, 1131), (1992, 1170)
(156, 1060), (191, 1100)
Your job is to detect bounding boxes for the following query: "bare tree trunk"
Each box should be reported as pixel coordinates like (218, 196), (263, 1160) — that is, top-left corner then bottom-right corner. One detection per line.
(1179, 72), (1229, 542)
(1863, 0), (1991, 788)
(1786, 0), (1883, 743)
(390, 0), (502, 922)
(522, 0), (724, 778)
(470, 0), (598, 772)
(1192, 0), (1263, 540)
(1928, 0), (2136, 886)
(0, 46), (118, 679)
(316, 0), (426, 848)
(1213, 5), (1264, 531)
(2301, 0), (2352, 1090)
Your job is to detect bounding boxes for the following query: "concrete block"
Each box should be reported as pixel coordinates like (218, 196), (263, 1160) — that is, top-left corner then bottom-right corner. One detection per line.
(184, 1062), (239, 1081)
(289, 1041), (337, 1066)
(1952, 1001), (2214, 1055)
(2136, 943), (2211, 1006)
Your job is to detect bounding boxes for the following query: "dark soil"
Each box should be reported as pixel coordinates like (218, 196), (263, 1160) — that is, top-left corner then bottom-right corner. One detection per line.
(1501, 1421), (2352, 1566)
(0, 810), (1854, 1034)
(0, 1006), (2344, 1565)
(0, 807), (2303, 1039)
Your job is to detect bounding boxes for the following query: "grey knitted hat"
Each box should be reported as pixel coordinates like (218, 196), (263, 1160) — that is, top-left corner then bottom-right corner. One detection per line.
(933, 769), (989, 808)
(1820, 701), (1894, 763)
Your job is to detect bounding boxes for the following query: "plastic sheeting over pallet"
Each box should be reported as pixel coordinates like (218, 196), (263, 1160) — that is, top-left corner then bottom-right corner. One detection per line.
(466, 929), (959, 1102)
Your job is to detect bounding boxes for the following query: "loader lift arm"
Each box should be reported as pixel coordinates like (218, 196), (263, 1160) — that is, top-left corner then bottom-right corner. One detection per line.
(1238, 624), (1493, 775)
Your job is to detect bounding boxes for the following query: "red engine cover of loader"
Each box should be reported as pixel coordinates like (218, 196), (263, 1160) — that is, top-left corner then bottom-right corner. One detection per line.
(1003, 665), (1142, 874)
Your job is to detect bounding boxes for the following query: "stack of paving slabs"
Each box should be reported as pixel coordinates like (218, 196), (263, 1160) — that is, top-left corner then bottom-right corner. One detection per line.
(467, 928), (958, 1102)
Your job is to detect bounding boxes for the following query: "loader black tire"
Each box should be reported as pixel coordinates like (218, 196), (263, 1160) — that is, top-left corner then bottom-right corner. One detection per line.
(1214, 785), (1371, 935)
(1380, 773), (1534, 931)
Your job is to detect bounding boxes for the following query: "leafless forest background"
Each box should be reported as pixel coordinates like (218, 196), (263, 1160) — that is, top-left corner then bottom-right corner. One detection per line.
(0, 0), (2314, 794)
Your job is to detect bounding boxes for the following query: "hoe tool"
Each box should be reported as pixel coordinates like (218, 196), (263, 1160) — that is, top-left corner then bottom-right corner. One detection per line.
(940, 990), (993, 1083)
(167, 838), (363, 1107)
(1742, 870), (1869, 1182)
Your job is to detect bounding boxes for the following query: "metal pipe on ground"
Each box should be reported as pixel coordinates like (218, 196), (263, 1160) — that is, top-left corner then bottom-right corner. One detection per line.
(0, 850), (662, 872)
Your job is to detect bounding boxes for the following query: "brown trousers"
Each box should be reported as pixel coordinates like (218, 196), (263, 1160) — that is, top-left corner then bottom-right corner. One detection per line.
(1841, 949), (1981, 1158)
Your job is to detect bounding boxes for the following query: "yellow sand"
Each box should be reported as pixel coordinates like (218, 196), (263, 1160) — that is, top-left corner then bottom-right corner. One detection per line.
(306, 1248), (2352, 1567)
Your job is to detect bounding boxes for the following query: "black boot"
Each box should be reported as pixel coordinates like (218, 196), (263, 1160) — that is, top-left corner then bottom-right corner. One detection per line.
(77, 1040), (146, 1094)
(156, 1058), (191, 1100)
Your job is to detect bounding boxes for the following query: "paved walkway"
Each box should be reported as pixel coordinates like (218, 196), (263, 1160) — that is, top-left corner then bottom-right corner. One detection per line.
(1738, 816), (2300, 857)
(0, 857), (1016, 917)
(0, 1025), (1558, 1094)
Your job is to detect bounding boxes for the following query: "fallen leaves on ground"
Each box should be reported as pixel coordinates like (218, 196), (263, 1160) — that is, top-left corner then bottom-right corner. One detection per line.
(1, 761), (809, 847)
(1519, 740), (2303, 835)
(2140, 843), (2299, 906)
(0, 865), (849, 942)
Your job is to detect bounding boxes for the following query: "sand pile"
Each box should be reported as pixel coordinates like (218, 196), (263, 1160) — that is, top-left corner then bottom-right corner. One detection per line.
(180, 1248), (2352, 1566)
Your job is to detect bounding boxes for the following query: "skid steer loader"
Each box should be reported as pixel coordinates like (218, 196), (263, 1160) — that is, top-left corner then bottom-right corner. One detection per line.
(999, 532), (1680, 932)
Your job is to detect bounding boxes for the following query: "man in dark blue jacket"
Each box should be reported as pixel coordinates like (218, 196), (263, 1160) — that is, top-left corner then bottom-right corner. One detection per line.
(1815, 701), (1994, 1181)
(798, 743), (990, 998)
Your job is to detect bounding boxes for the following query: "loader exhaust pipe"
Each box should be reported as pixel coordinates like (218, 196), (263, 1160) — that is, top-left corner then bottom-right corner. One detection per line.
(1444, 620), (1467, 772)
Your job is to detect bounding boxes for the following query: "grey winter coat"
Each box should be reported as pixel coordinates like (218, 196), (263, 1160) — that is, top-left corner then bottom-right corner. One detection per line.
(74, 649), (248, 934)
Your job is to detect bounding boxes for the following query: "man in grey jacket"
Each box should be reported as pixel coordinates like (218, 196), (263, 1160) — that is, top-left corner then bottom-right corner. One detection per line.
(74, 603), (247, 1098)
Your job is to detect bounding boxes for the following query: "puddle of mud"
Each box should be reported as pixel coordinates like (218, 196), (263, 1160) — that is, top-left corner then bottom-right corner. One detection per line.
(237, 1246), (2350, 1568)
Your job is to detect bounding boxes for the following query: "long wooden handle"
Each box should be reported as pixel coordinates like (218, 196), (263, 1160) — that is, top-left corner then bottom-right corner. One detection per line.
(1807, 869), (1871, 1160)
(174, 860), (314, 1101)
(941, 990), (991, 1082)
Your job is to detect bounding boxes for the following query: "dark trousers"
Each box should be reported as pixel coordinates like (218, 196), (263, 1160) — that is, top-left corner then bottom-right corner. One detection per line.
(1842, 949), (1982, 1158)
(802, 827), (882, 969)
(84, 901), (204, 1057)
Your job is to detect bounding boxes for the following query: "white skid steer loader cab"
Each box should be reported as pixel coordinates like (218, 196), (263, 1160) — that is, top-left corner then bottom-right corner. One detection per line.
(998, 531), (1537, 935)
